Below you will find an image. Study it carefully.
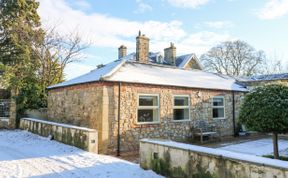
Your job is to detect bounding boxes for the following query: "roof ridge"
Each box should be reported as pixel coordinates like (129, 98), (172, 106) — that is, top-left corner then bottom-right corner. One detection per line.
(100, 59), (127, 80)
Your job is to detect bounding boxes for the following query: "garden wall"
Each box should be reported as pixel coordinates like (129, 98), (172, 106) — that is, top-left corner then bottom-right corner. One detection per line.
(19, 117), (98, 153)
(140, 139), (288, 178)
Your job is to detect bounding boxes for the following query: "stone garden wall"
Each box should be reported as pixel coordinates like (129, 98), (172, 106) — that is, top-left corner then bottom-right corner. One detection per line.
(20, 117), (98, 153)
(140, 139), (288, 178)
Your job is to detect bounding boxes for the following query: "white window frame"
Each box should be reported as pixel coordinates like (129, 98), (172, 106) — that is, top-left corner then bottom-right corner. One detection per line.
(137, 94), (160, 124)
(172, 95), (191, 122)
(212, 96), (225, 119)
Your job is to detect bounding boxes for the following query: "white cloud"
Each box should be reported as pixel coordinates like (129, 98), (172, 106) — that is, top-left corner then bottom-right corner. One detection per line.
(166, 0), (210, 8)
(178, 31), (235, 55)
(134, 0), (153, 14)
(256, 0), (288, 20)
(74, 0), (91, 10)
(38, 0), (235, 78)
(64, 63), (94, 80)
(38, 0), (186, 49)
(201, 21), (234, 29)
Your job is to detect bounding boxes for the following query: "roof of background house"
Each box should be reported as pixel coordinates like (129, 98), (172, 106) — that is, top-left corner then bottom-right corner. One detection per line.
(48, 57), (247, 92)
(240, 73), (288, 82)
(122, 52), (202, 70)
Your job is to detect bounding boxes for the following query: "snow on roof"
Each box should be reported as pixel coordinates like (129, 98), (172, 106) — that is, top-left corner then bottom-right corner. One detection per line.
(247, 73), (288, 82)
(48, 59), (125, 89)
(48, 60), (247, 91)
(104, 62), (247, 91)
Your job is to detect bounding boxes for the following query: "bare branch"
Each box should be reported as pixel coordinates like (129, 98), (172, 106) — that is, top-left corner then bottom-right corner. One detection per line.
(200, 40), (267, 77)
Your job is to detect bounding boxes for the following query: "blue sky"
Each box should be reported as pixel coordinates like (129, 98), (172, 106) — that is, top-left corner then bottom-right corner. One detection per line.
(38, 0), (288, 79)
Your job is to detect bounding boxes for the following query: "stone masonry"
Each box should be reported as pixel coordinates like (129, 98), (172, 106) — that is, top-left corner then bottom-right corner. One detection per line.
(136, 31), (149, 63)
(48, 81), (244, 154)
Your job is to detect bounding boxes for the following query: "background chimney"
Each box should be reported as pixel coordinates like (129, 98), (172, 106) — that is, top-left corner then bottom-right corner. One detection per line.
(118, 45), (127, 59)
(136, 31), (149, 63)
(164, 42), (176, 66)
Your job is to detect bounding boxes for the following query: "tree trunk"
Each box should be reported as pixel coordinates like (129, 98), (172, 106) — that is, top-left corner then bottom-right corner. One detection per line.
(272, 132), (279, 159)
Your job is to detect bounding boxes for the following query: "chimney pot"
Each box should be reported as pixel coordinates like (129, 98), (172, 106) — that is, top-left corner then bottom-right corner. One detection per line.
(136, 32), (149, 63)
(164, 42), (176, 66)
(118, 45), (127, 59)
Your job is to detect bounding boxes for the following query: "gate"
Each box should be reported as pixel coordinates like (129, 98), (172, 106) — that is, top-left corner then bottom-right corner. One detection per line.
(0, 99), (10, 127)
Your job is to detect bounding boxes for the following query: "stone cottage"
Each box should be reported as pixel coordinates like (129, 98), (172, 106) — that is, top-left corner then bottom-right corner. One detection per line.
(47, 32), (247, 154)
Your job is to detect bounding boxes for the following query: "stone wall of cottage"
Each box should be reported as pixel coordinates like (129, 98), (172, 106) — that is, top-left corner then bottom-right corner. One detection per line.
(47, 82), (112, 153)
(47, 82), (244, 154)
(108, 83), (244, 153)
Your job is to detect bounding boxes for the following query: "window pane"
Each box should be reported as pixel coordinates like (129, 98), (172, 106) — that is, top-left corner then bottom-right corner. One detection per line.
(174, 96), (189, 106)
(213, 98), (224, 106)
(139, 96), (158, 106)
(173, 109), (189, 120)
(213, 108), (224, 118)
(138, 109), (159, 122)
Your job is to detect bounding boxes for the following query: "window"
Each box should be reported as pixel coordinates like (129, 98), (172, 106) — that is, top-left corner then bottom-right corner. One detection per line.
(212, 96), (225, 119)
(173, 96), (190, 121)
(137, 95), (159, 123)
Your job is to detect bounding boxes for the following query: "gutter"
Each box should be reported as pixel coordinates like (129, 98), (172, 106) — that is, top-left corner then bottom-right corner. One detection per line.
(232, 91), (236, 136)
(117, 82), (121, 156)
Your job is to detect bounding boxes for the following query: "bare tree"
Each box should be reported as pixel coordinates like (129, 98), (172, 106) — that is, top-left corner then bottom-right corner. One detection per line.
(34, 25), (90, 89)
(200, 40), (266, 77)
(263, 53), (287, 74)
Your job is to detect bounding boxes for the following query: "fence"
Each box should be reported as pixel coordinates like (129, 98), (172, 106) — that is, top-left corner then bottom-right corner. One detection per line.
(0, 99), (10, 128)
(0, 99), (10, 118)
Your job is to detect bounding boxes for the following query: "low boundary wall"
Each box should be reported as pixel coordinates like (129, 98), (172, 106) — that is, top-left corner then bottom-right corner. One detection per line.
(20, 118), (98, 153)
(140, 139), (288, 178)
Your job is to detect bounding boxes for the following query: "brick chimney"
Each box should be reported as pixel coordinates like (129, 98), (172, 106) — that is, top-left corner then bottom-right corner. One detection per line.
(136, 31), (149, 63)
(118, 45), (127, 59)
(164, 42), (176, 66)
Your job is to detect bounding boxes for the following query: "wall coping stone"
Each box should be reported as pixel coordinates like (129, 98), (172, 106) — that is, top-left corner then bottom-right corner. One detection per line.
(141, 139), (288, 170)
(22, 117), (96, 132)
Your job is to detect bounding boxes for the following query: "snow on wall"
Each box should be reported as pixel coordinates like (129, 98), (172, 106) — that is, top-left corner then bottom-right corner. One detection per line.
(20, 118), (98, 153)
(140, 139), (288, 178)
(141, 139), (288, 169)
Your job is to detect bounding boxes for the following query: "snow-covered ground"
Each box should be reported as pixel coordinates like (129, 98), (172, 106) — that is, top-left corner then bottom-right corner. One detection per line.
(0, 130), (162, 178)
(219, 138), (288, 156)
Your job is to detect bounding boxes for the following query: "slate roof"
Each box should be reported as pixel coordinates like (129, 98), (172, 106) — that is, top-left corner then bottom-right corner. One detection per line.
(48, 59), (247, 92)
(242, 73), (288, 82)
(119, 52), (202, 69)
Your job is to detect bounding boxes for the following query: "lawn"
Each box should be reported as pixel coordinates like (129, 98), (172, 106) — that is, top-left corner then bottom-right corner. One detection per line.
(0, 130), (162, 178)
